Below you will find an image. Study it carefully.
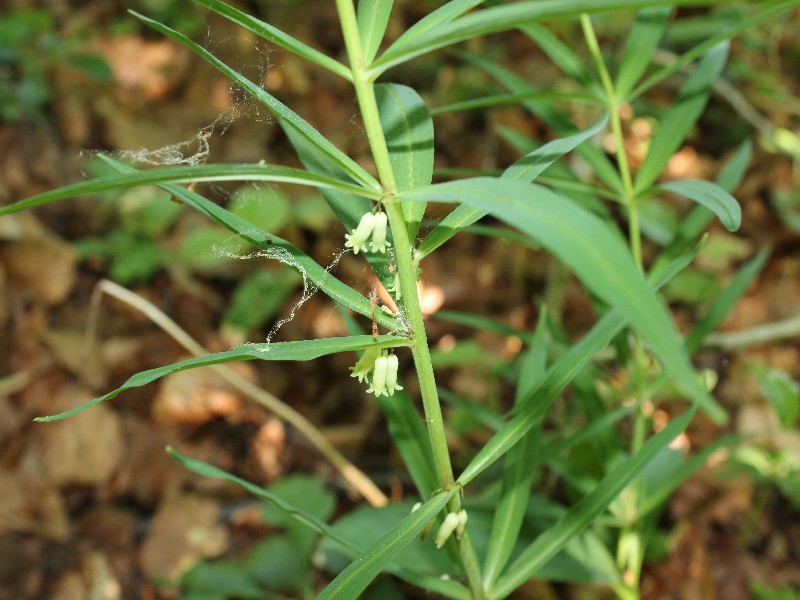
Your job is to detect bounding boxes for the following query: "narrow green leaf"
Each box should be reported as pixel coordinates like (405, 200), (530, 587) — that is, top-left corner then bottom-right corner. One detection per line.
(658, 179), (741, 232)
(629, 1), (798, 101)
(614, 7), (672, 101)
(520, 24), (597, 91)
(375, 83), (434, 240)
(516, 307), (549, 404)
(130, 11), (381, 193)
(0, 163), (379, 217)
(458, 310), (625, 486)
(483, 311), (549, 587)
(35, 335), (410, 422)
(491, 407), (696, 599)
(463, 53), (622, 193)
(402, 178), (723, 422)
(435, 309), (529, 342)
(457, 241), (704, 486)
(389, 0), (485, 50)
(192, 0), (351, 80)
(358, 0), (394, 64)
(716, 139), (752, 193)
(375, 391), (439, 498)
(280, 123), (395, 294)
(169, 447), (357, 550)
(99, 157), (397, 331)
(431, 91), (601, 116)
(633, 42), (728, 194)
(685, 247), (769, 352)
(502, 114), (608, 183)
(637, 433), (739, 517)
(317, 490), (453, 600)
(373, 0), (729, 76)
(417, 116), (607, 258)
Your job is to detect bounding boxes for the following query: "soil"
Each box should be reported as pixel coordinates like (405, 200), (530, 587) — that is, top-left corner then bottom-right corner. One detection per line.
(1, 2), (799, 599)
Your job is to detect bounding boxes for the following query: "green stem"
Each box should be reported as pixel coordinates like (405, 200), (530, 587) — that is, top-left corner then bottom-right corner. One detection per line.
(583, 15), (648, 600)
(384, 201), (454, 486)
(335, 0), (397, 193)
(336, 2), (486, 597)
(581, 14), (641, 270)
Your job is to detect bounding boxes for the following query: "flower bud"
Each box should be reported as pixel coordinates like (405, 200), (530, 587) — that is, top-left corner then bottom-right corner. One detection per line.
(349, 347), (382, 383)
(435, 512), (460, 549)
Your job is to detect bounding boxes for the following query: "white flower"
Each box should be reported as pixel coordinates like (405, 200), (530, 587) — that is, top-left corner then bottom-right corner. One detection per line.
(345, 212), (377, 255)
(455, 509), (468, 539)
(349, 347), (382, 383)
(366, 355), (389, 396)
(369, 211), (390, 253)
(384, 353), (403, 395)
(435, 512), (460, 549)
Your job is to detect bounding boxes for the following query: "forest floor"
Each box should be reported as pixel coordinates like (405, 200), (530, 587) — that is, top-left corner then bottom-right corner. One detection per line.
(1, 2), (799, 599)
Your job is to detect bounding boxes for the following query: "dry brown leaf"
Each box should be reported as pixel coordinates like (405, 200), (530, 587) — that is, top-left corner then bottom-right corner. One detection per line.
(152, 368), (242, 425)
(139, 490), (228, 583)
(37, 384), (124, 487)
(0, 239), (76, 305)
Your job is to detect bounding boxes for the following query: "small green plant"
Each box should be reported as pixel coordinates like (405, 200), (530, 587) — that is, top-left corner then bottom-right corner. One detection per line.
(0, 8), (110, 123)
(3, 1), (797, 598)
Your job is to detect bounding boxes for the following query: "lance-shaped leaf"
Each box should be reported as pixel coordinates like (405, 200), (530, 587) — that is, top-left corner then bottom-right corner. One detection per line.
(633, 42), (728, 194)
(417, 116), (607, 258)
(658, 178), (741, 232)
(131, 11), (381, 193)
(170, 447), (357, 549)
(358, 0), (394, 64)
(614, 6), (672, 100)
(192, 0), (351, 80)
(483, 310), (549, 587)
(99, 157), (397, 330)
(491, 407), (697, 598)
(463, 53), (622, 194)
(402, 178), (724, 422)
(317, 490), (454, 600)
(0, 163), (379, 217)
(173, 448), (468, 598)
(36, 335), (410, 422)
(457, 239), (706, 486)
(373, 0), (728, 76)
(629, 1), (797, 101)
(376, 83), (434, 240)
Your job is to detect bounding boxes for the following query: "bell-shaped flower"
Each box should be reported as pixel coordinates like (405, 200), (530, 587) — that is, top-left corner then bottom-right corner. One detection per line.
(435, 512), (461, 549)
(384, 353), (403, 395)
(455, 509), (468, 539)
(369, 211), (390, 253)
(366, 354), (389, 396)
(349, 346), (382, 383)
(345, 212), (377, 255)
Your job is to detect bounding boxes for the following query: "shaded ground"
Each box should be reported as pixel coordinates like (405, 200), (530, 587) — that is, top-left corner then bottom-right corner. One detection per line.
(1, 2), (799, 599)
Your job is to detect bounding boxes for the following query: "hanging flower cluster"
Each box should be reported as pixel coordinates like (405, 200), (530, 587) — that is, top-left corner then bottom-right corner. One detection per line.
(345, 211), (390, 254)
(350, 348), (403, 397)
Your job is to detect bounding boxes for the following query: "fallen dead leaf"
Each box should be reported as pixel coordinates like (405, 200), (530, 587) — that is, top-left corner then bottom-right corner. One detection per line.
(0, 239), (76, 305)
(37, 384), (124, 487)
(152, 367), (243, 425)
(139, 489), (228, 584)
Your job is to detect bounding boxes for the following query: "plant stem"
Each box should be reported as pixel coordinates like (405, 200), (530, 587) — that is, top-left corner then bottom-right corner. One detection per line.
(580, 14), (641, 270)
(336, 2), (486, 597)
(583, 15), (648, 599)
(334, 0), (397, 193)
